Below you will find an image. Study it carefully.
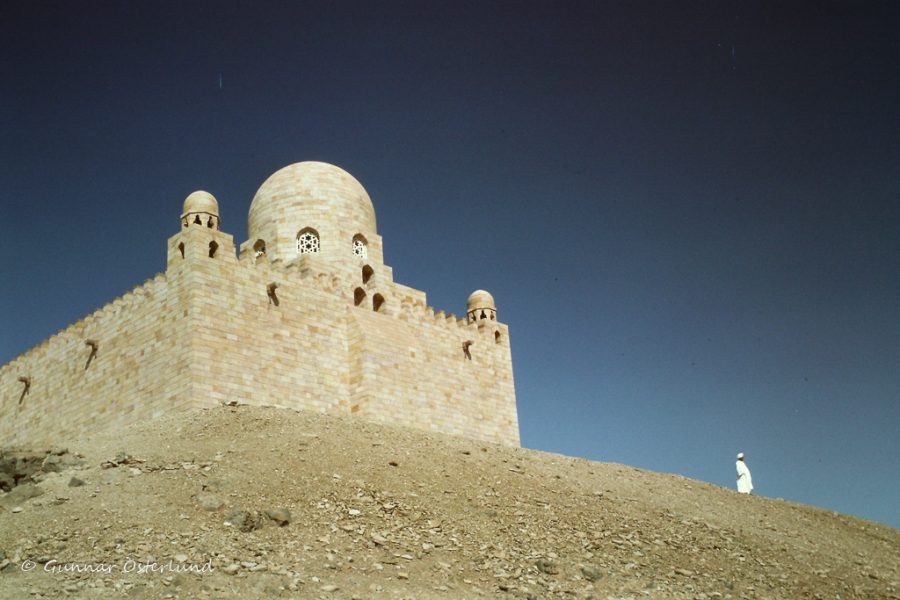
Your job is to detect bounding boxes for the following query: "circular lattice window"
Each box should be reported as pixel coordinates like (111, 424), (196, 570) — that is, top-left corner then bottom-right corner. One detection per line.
(352, 238), (368, 259)
(297, 231), (320, 254)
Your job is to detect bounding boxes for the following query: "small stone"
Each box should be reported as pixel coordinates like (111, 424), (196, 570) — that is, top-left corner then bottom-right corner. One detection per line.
(3, 483), (43, 504)
(173, 554), (188, 563)
(674, 568), (694, 576)
(348, 508), (361, 516)
(225, 508), (264, 532)
(371, 533), (387, 546)
(223, 564), (240, 575)
(11, 506), (22, 513)
(581, 565), (603, 581)
(68, 477), (86, 487)
(535, 559), (558, 575)
(265, 508), (291, 526)
(321, 584), (339, 592)
(196, 494), (225, 511)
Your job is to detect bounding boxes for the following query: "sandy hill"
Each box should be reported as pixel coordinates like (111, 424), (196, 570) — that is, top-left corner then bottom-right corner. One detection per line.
(0, 405), (897, 599)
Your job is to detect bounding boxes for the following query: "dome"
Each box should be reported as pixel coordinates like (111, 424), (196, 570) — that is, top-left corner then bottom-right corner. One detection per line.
(249, 161), (375, 238)
(182, 190), (219, 217)
(467, 290), (496, 312)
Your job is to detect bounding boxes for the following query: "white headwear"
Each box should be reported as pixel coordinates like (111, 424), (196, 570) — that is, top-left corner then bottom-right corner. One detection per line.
(737, 452), (744, 459)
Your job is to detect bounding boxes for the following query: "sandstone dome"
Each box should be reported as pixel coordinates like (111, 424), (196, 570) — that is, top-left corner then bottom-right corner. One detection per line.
(248, 162), (376, 245)
(181, 190), (219, 217)
(467, 290), (496, 312)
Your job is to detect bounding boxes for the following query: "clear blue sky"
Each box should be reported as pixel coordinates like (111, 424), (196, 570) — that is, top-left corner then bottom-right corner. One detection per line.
(1, 2), (897, 529)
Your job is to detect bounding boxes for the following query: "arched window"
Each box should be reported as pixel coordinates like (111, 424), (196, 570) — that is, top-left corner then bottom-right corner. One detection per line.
(495, 330), (502, 344)
(362, 265), (374, 284)
(253, 239), (267, 257)
(178, 242), (185, 259)
(352, 234), (368, 259)
(354, 287), (367, 306)
(297, 228), (320, 254)
(373, 293), (385, 313)
(208, 241), (219, 258)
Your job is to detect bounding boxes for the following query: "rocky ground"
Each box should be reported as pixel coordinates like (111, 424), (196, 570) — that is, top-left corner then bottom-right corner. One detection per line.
(0, 405), (897, 599)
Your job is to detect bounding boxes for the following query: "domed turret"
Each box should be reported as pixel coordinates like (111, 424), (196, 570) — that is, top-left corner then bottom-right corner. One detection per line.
(247, 162), (376, 263)
(181, 191), (220, 229)
(467, 290), (497, 323)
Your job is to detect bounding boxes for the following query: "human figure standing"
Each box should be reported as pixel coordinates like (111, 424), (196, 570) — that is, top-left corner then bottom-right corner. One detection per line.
(736, 452), (753, 494)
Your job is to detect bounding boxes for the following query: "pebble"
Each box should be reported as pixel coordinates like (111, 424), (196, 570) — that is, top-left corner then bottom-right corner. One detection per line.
(265, 508), (291, 526)
(581, 565), (603, 581)
(196, 494), (225, 511)
(535, 559), (558, 574)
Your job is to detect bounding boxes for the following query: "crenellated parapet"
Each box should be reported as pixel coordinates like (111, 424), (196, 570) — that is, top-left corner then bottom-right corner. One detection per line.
(2, 161), (519, 447)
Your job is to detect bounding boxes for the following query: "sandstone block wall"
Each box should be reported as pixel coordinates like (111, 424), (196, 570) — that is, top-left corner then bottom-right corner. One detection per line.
(0, 273), (194, 445)
(2, 223), (520, 447)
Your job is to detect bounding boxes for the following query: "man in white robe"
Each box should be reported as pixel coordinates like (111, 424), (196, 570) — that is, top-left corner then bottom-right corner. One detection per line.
(736, 452), (753, 494)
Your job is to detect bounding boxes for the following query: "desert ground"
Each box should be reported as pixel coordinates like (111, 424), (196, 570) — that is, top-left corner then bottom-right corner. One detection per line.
(1, 405), (897, 599)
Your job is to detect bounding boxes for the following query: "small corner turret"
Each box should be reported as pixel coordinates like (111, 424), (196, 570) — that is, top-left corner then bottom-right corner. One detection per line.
(181, 191), (220, 230)
(467, 290), (497, 324)
(167, 190), (235, 268)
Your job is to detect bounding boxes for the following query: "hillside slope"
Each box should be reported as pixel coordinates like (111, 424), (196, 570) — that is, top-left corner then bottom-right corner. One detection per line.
(1, 405), (897, 599)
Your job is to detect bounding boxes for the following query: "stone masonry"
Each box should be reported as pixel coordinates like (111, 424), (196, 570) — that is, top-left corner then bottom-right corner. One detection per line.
(0, 162), (520, 446)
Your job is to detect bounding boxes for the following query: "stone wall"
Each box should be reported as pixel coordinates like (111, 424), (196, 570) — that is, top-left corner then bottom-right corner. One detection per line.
(1, 223), (520, 447)
(0, 273), (193, 446)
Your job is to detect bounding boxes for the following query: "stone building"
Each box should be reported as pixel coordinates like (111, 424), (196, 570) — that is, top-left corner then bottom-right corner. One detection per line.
(0, 162), (520, 446)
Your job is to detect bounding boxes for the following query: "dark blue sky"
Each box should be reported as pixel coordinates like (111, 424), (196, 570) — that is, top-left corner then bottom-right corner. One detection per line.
(1, 2), (897, 528)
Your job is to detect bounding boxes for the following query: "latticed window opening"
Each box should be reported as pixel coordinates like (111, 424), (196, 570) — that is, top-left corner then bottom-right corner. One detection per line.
(297, 230), (320, 254)
(352, 238), (367, 259)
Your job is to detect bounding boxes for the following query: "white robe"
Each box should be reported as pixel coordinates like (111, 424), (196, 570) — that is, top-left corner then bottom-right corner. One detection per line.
(736, 460), (753, 494)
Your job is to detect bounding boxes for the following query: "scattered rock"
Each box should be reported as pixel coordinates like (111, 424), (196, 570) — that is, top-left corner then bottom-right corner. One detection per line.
(1, 483), (43, 506)
(581, 564), (603, 581)
(196, 494), (225, 511)
(225, 509), (265, 532)
(101, 452), (141, 469)
(68, 477), (85, 487)
(535, 559), (558, 575)
(0, 406), (896, 600)
(265, 508), (291, 526)
(0, 448), (82, 492)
